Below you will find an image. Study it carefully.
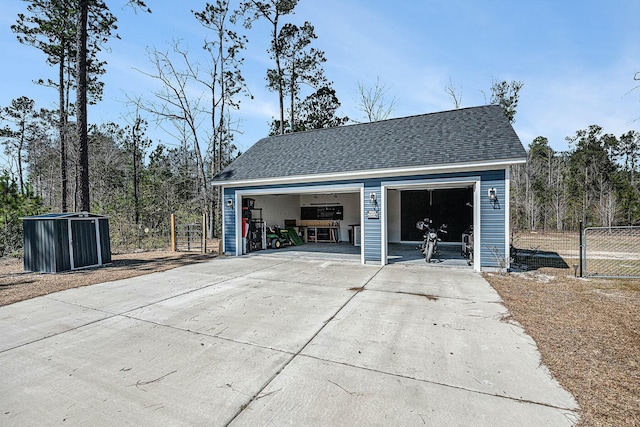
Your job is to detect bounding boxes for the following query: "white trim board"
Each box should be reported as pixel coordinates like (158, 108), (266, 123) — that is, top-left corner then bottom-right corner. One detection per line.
(215, 158), (525, 188)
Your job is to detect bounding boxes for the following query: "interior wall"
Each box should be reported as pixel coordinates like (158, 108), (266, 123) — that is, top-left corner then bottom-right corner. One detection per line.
(300, 193), (360, 242)
(250, 195), (300, 228)
(387, 190), (401, 242)
(400, 188), (473, 242)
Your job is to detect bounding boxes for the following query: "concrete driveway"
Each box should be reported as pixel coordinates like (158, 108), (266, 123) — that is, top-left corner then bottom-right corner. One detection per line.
(0, 255), (578, 426)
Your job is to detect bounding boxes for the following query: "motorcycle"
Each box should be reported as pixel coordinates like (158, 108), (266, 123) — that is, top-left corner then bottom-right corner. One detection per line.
(416, 218), (448, 263)
(461, 202), (473, 266)
(462, 225), (473, 266)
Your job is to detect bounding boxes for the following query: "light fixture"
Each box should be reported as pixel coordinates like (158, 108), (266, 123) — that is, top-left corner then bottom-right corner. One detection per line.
(226, 198), (233, 208)
(488, 188), (498, 202)
(369, 192), (377, 202)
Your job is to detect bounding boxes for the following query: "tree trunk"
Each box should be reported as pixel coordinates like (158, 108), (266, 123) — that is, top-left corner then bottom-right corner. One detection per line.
(133, 121), (140, 225)
(289, 62), (295, 131)
(76, 0), (90, 212)
(18, 121), (25, 194)
(59, 48), (68, 212)
(273, 15), (284, 135)
(215, 39), (224, 238)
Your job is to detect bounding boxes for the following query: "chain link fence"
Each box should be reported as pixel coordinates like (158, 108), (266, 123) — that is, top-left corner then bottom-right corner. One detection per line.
(510, 230), (581, 273)
(583, 226), (640, 278)
(511, 226), (640, 278)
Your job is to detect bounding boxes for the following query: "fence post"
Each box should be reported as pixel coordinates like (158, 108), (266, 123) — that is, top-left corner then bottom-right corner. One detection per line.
(202, 213), (207, 254)
(579, 220), (583, 278)
(170, 214), (176, 252)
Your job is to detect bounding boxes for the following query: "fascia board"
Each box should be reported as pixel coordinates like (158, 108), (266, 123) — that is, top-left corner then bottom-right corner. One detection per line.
(213, 157), (526, 188)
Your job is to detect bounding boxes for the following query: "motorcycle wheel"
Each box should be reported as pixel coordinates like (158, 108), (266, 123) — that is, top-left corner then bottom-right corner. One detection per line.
(467, 251), (473, 266)
(425, 241), (434, 263)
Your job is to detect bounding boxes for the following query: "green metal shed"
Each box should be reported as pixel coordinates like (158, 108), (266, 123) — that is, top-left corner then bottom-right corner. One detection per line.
(22, 212), (111, 273)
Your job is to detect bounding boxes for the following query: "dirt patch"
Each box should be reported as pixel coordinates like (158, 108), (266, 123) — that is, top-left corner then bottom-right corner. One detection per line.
(0, 250), (218, 307)
(484, 269), (640, 426)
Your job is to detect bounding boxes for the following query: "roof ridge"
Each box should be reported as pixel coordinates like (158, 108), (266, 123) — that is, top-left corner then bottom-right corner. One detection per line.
(268, 104), (499, 139)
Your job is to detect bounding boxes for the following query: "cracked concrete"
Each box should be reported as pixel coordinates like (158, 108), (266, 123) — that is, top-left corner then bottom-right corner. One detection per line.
(0, 255), (578, 426)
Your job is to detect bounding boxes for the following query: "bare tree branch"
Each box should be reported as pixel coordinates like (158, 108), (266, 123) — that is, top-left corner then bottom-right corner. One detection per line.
(356, 77), (397, 122)
(444, 76), (462, 109)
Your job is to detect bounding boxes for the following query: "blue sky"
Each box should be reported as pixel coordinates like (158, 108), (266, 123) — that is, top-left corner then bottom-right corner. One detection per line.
(1, 0), (639, 170)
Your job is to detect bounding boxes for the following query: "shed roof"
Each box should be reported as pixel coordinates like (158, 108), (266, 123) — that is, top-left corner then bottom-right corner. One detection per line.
(23, 212), (108, 220)
(213, 105), (526, 185)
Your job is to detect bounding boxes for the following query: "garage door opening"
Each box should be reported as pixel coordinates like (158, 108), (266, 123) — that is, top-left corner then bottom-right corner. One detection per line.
(235, 188), (363, 261)
(400, 188), (473, 243)
(384, 181), (477, 268)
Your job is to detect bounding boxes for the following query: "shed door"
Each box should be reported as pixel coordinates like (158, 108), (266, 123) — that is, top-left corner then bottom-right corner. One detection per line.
(70, 219), (99, 269)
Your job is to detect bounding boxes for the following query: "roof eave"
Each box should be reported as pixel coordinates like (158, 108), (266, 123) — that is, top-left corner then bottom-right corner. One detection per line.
(212, 157), (526, 188)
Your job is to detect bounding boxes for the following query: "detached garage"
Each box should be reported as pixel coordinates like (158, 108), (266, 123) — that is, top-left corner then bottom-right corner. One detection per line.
(212, 105), (526, 271)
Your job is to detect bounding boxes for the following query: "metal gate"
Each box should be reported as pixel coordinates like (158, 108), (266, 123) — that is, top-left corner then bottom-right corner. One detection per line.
(175, 223), (203, 252)
(583, 226), (640, 278)
(170, 214), (207, 253)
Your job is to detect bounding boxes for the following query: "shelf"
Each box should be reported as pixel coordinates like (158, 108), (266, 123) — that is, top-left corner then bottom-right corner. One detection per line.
(304, 226), (339, 243)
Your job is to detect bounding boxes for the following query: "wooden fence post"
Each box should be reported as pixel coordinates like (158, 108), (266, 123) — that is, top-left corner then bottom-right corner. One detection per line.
(171, 214), (176, 252)
(202, 213), (207, 254)
(579, 220), (583, 278)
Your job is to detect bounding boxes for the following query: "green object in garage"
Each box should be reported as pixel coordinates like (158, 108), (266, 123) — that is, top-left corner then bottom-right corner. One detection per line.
(286, 227), (304, 246)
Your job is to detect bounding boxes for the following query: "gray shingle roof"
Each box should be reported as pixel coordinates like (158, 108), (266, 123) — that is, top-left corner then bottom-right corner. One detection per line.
(213, 105), (526, 183)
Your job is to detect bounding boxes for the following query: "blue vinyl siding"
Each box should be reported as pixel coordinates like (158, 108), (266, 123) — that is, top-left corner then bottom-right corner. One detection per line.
(363, 180), (382, 263)
(223, 188), (236, 254)
(221, 168), (509, 269)
(479, 170), (506, 268)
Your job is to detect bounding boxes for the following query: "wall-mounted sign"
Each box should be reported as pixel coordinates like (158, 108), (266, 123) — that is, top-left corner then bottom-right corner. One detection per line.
(367, 210), (379, 219)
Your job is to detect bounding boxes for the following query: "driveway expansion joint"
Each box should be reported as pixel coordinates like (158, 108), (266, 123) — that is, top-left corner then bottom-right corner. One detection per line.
(297, 353), (578, 413)
(223, 266), (385, 426)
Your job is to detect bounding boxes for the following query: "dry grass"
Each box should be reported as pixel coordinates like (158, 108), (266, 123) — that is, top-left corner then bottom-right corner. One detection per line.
(484, 269), (640, 427)
(0, 250), (218, 307)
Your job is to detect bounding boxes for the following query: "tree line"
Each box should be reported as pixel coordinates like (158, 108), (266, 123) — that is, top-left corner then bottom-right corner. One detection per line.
(1, 0), (357, 256)
(447, 78), (640, 233)
(511, 127), (640, 232)
(0, 1), (638, 257)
